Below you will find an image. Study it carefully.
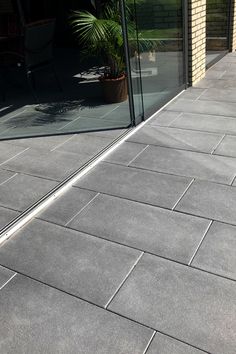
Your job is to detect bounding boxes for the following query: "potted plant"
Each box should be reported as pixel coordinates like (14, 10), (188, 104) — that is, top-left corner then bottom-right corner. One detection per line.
(70, 1), (130, 103)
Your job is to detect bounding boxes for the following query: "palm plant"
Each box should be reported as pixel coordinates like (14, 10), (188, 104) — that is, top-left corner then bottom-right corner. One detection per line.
(70, 0), (155, 79)
(70, 1), (126, 78)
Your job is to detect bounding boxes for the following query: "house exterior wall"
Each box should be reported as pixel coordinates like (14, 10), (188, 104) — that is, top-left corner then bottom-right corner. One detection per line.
(188, 0), (206, 85)
(230, 0), (236, 51)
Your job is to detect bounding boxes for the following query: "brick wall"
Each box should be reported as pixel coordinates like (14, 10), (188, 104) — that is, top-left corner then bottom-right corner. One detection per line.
(230, 0), (236, 51)
(188, 0), (206, 85)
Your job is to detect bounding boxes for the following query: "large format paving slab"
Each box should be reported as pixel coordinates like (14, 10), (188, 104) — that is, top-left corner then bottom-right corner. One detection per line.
(214, 134), (236, 157)
(166, 98), (236, 117)
(175, 180), (236, 225)
(0, 265), (15, 288)
(127, 125), (223, 153)
(0, 207), (19, 230)
(146, 333), (206, 354)
(75, 162), (193, 210)
(37, 187), (97, 226)
(0, 275), (153, 354)
(130, 145), (236, 184)
(109, 254), (236, 354)
(0, 219), (141, 307)
(0, 173), (57, 212)
(68, 193), (210, 264)
(192, 221), (236, 280)
(169, 112), (236, 135)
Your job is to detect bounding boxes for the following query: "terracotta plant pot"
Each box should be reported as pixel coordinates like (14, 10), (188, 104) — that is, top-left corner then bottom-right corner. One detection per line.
(99, 74), (128, 103)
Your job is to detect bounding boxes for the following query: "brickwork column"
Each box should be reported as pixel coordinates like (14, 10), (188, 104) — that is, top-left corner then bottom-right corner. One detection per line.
(229, 0), (236, 51)
(188, 0), (206, 85)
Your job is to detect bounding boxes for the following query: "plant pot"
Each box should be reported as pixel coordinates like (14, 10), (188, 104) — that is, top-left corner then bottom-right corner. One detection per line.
(99, 74), (128, 103)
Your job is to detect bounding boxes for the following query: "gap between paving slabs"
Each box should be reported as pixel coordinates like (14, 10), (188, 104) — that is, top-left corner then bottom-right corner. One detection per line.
(0, 91), (185, 245)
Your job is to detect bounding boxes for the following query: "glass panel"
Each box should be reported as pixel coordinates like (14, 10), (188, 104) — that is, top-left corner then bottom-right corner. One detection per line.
(0, 0), (132, 140)
(126, 0), (185, 116)
(120, 0), (144, 124)
(206, 0), (230, 67)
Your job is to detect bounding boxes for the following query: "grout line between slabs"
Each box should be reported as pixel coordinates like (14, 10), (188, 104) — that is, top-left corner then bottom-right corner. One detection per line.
(210, 134), (226, 154)
(195, 88), (208, 101)
(0, 172), (18, 186)
(166, 112), (183, 127)
(231, 176), (236, 186)
(172, 178), (195, 210)
(0, 262), (213, 354)
(0, 147), (29, 167)
(127, 145), (149, 165)
(0, 272), (17, 290)
(50, 134), (76, 151)
(188, 220), (213, 266)
(165, 108), (236, 119)
(65, 193), (100, 226)
(104, 252), (144, 309)
(143, 331), (156, 354)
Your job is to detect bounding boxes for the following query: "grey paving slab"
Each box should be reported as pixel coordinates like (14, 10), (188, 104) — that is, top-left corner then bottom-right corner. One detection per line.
(55, 133), (114, 156)
(38, 187), (97, 226)
(179, 88), (206, 100)
(214, 135), (236, 157)
(109, 254), (236, 354)
(104, 141), (147, 165)
(166, 98), (236, 118)
(3, 134), (74, 151)
(75, 162), (192, 210)
(147, 333), (205, 354)
(148, 111), (182, 127)
(127, 125), (222, 153)
(0, 207), (19, 230)
(0, 219), (141, 307)
(0, 274), (153, 354)
(68, 194), (210, 264)
(0, 142), (26, 164)
(205, 69), (225, 79)
(200, 87), (236, 103)
(0, 265), (15, 289)
(195, 78), (236, 89)
(2, 148), (89, 181)
(130, 145), (236, 184)
(176, 180), (236, 225)
(192, 221), (236, 280)
(221, 71), (236, 79)
(170, 112), (236, 135)
(0, 170), (16, 185)
(0, 173), (57, 211)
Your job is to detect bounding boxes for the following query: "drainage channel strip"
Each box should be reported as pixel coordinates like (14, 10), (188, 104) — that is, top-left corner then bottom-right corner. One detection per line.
(0, 89), (185, 245)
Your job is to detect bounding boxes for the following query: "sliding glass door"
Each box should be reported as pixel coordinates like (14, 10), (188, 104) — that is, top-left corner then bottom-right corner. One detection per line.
(206, 0), (230, 68)
(0, 0), (187, 140)
(0, 0), (132, 140)
(123, 0), (187, 122)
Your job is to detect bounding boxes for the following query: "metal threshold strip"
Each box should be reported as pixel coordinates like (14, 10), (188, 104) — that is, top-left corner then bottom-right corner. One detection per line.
(0, 90), (185, 245)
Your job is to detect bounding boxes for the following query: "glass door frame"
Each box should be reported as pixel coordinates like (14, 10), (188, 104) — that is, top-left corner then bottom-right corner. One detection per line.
(120, 0), (189, 126)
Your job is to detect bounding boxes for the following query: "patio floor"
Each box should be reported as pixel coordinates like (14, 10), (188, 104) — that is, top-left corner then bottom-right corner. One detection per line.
(0, 53), (236, 353)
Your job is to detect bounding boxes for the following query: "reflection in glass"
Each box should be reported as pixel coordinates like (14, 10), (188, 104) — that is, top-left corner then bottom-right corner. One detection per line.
(0, 0), (132, 140)
(206, 0), (229, 67)
(126, 0), (185, 117)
